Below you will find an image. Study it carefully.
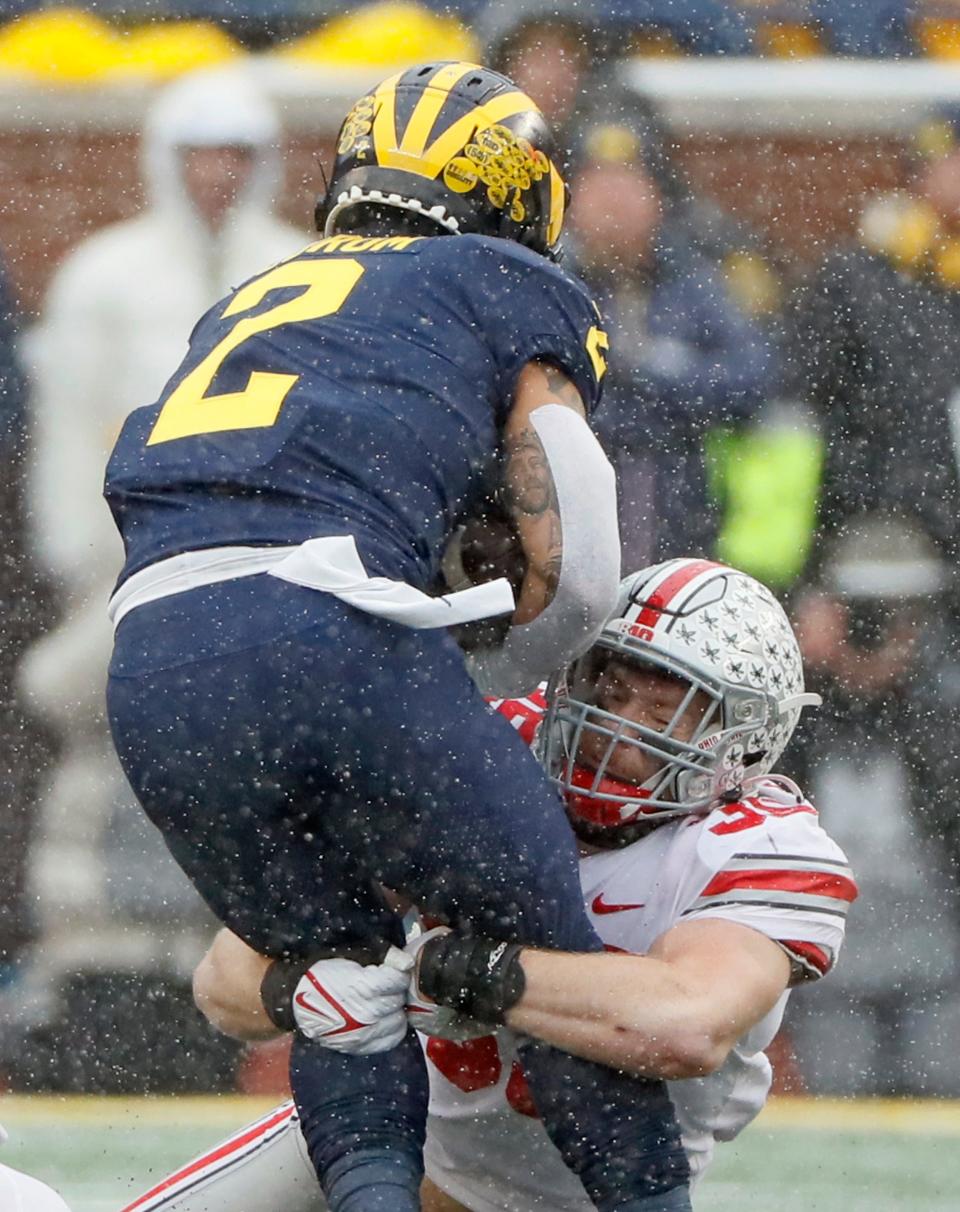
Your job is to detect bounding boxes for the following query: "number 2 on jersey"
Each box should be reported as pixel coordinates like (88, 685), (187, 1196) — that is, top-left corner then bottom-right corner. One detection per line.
(147, 258), (365, 446)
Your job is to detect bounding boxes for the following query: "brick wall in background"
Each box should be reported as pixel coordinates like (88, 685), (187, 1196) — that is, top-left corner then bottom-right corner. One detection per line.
(0, 132), (337, 317)
(0, 129), (905, 318)
(675, 134), (907, 264)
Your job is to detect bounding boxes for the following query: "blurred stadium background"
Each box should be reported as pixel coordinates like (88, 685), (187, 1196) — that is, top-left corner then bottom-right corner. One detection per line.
(3, 0), (960, 1207)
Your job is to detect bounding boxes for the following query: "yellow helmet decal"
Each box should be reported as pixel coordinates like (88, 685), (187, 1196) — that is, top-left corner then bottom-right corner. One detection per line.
(547, 162), (566, 248)
(370, 69), (404, 163)
(443, 125), (549, 220)
(370, 62), (544, 181)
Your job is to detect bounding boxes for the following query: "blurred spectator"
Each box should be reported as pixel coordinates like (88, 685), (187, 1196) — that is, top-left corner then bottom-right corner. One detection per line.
(476, 0), (678, 179)
(478, 0), (782, 321)
(14, 68), (306, 1088)
(280, 2), (478, 69)
(787, 518), (960, 1095)
(475, 0), (607, 153)
(791, 105), (960, 636)
(788, 110), (960, 854)
(813, 0), (916, 58)
(785, 118), (960, 1090)
(601, 0), (756, 55)
(0, 257), (52, 985)
(567, 107), (774, 570)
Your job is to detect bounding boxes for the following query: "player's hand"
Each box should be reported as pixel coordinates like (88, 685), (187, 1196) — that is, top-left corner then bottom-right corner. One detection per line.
(292, 947), (412, 1054)
(404, 927), (494, 1042)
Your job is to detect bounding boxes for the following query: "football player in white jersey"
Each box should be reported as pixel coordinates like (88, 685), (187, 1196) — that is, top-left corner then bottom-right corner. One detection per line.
(119, 558), (855, 1212)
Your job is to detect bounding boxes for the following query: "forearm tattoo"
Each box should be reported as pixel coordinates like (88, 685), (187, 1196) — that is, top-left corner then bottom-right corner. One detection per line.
(502, 435), (561, 595)
(503, 425), (557, 517)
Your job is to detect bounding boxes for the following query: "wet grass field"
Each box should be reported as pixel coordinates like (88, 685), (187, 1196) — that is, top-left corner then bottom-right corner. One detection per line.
(2, 1095), (958, 1211)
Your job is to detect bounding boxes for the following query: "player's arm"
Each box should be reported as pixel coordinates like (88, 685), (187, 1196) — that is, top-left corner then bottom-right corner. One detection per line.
(416, 918), (790, 1081)
(502, 360), (587, 623)
(193, 929), (281, 1041)
(198, 916), (788, 1080)
(195, 924), (413, 1053)
(505, 920), (790, 1079)
(467, 360), (620, 695)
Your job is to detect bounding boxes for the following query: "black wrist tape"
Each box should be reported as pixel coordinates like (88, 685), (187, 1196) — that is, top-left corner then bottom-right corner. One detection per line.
(259, 940), (390, 1034)
(417, 934), (526, 1023)
(260, 958), (310, 1033)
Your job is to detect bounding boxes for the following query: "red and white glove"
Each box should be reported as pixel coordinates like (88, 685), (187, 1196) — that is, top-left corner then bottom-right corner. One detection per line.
(403, 927), (494, 1042)
(292, 946), (413, 1055)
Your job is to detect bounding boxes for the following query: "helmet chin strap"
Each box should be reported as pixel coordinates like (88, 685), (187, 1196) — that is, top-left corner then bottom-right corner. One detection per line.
(629, 763), (673, 812)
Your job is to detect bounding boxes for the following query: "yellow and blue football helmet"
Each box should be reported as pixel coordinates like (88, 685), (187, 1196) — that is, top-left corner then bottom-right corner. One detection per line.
(315, 61), (568, 260)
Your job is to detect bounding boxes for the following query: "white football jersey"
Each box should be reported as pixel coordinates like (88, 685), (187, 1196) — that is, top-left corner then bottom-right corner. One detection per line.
(423, 697), (854, 1212)
(121, 694), (854, 1212)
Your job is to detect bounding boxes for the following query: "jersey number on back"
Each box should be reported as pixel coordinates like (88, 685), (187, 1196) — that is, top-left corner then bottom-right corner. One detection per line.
(147, 258), (365, 446)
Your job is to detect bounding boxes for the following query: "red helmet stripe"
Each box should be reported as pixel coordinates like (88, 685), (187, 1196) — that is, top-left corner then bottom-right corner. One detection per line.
(634, 559), (725, 631)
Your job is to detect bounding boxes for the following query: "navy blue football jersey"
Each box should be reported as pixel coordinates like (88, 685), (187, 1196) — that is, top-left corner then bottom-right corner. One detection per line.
(105, 232), (608, 589)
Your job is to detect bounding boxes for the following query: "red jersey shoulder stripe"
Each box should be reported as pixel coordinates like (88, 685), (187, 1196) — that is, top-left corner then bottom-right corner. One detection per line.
(684, 853), (857, 921)
(700, 867), (858, 904)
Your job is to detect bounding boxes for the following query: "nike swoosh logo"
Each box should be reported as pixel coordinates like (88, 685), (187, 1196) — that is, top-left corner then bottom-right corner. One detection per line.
(592, 894), (645, 915)
(294, 992), (327, 1017)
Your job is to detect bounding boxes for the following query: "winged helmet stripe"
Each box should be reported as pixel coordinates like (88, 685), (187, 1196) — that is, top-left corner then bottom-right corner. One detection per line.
(398, 62), (479, 156)
(632, 559), (725, 633)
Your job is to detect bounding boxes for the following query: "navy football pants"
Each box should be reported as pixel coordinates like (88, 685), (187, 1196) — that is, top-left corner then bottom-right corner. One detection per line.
(107, 576), (690, 1211)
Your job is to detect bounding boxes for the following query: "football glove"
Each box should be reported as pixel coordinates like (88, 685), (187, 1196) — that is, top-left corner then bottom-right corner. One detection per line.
(404, 927), (496, 1041)
(292, 947), (412, 1055)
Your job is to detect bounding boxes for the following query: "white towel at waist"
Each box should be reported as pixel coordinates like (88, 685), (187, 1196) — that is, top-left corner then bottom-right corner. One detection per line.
(108, 536), (515, 631)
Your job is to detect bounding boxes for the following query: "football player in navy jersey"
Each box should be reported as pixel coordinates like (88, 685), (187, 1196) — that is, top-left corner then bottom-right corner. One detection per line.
(104, 63), (689, 1212)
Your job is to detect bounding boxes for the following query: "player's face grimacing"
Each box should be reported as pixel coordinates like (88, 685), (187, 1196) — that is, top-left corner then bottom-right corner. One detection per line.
(576, 658), (711, 789)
